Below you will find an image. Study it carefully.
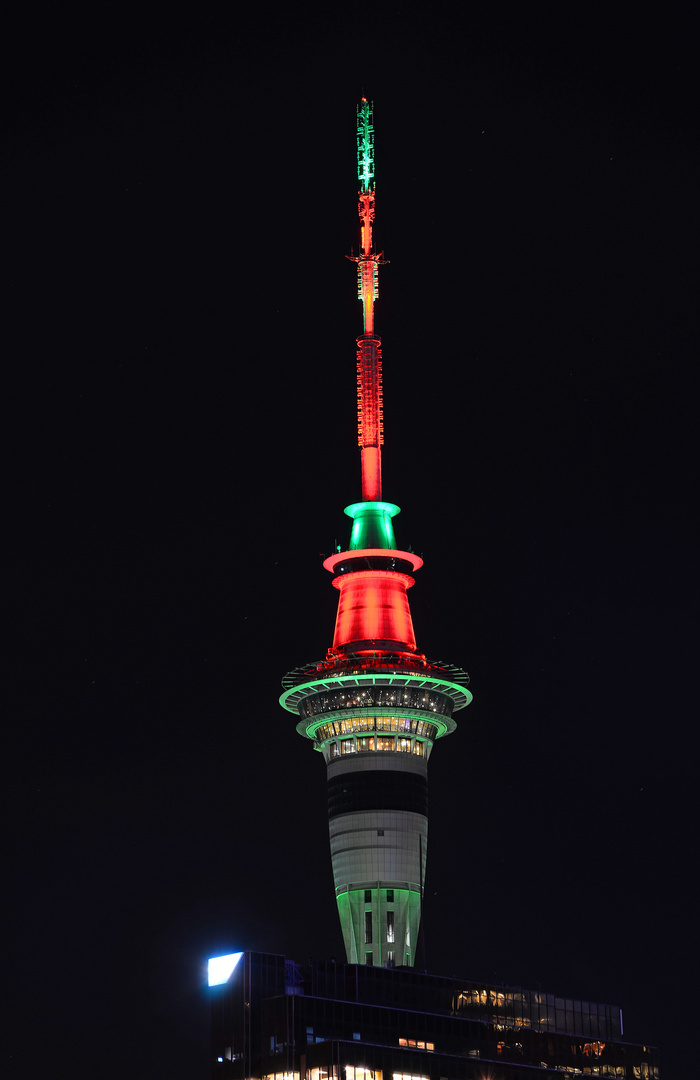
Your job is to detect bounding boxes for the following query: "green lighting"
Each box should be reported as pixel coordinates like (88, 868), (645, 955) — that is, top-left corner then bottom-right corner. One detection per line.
(357, 99), (375, 192)
(335, 886), (423, 967)
(336, 890), (354, 960)
(280, 671), (472, 718)
(345, 501), (400, 550)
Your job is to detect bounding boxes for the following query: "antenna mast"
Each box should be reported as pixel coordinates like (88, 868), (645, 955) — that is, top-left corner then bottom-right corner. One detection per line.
(348, 98), (387, 502)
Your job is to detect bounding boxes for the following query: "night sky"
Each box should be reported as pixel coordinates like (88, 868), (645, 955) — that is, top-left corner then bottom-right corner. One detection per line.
(5, 8), (694, 1079)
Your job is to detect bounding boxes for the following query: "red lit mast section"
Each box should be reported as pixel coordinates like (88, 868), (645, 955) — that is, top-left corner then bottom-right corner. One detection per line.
(348, 98), (387, 503)
(332, 568), (417, 652)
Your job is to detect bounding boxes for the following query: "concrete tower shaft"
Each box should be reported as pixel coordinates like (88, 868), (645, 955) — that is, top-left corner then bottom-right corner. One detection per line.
(281, 656), (470, 968)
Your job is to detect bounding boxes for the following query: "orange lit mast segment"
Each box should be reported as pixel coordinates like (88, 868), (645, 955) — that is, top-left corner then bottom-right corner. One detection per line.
(348, 98), (387, 502)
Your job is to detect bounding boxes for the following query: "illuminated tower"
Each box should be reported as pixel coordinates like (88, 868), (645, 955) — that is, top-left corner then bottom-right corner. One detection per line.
(280, 99), (472, 968)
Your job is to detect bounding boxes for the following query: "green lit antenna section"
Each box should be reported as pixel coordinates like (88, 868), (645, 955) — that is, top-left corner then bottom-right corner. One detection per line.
(357, 98), (375, 192)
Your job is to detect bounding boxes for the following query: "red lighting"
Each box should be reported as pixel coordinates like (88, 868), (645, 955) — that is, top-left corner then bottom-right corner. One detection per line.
(357, 338), (383, 447)
(323, 548), (423, 574)
(356, 336), (384, 500)
(332, 570), (417, 651)
(361, 447), (381, 502)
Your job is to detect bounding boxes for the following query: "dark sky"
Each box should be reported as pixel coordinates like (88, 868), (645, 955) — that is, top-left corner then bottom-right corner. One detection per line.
(4, 8), (694, 1080)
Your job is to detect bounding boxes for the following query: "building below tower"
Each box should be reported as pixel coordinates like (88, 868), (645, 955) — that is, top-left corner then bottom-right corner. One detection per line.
(208, 951), (659, 1080)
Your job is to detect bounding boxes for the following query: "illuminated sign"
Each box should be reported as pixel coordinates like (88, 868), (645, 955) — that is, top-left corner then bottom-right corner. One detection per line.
(208, 952), (243, 986)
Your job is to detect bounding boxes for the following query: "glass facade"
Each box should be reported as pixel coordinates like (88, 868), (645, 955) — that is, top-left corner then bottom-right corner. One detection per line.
(300, 687), (453, 720)
(326, 733), (429, 760)
(452, 987), (622, 1040)
(210, 953), (659, 1080)
(313, 715), (439, 761)
(314, 717), (439, 740)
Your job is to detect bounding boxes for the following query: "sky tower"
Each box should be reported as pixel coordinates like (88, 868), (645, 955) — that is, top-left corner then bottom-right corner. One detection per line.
(280, 99), (472, 968)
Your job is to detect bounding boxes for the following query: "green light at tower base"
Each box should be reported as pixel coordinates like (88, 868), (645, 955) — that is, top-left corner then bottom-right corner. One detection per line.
(336, 886), (422, 968)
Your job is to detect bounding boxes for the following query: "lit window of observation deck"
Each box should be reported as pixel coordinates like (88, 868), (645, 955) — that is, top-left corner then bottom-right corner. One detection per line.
(314, 717), (439, 741)
(327, 733), (429, 758)
(299, 686), (452, 719)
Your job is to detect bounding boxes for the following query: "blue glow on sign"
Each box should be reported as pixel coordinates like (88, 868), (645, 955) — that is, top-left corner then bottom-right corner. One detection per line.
(208, 951), (243, 986)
